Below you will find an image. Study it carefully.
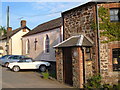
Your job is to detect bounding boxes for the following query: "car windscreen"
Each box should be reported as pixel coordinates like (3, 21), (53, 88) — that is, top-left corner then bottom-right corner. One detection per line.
(1, 55), (11, 59)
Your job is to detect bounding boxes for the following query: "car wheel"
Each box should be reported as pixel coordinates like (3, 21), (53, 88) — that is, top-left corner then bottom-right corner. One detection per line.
(39, 65), (46, 72)
(12, 66), (20, 72)
(4, 62), (9, 67)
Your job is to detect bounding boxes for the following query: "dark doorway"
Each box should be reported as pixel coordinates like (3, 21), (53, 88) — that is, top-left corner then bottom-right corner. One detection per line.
(63, 47), (73, 86)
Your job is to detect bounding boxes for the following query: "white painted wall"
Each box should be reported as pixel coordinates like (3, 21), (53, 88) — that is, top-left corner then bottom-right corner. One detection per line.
(11, 29), (29, 55)
(22, 27), (63, 61)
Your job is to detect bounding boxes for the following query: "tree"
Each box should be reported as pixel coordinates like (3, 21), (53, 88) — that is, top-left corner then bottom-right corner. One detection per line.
(0, 26), (7, 36)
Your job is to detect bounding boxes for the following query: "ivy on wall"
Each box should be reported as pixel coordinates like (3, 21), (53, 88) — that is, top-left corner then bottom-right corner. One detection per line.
(98, 6), (120, 43)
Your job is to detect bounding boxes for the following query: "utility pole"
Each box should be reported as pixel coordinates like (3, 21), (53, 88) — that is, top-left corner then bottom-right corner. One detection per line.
(7, 6), (9, 28)
(6, 6), (9, 55)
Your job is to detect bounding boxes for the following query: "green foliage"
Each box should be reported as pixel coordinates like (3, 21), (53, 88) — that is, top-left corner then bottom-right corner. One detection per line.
(102, 84), (112, 88)
(84, 74), (102, 88)
(49, 71), (56, 78)
(90, 21), (98, 30)
(0, 26), (6, 36)
(41, 71), (49, 79)
(84, 74), (120, 89)
(102, 83), (120, 89)
(98, 6), (120, 43)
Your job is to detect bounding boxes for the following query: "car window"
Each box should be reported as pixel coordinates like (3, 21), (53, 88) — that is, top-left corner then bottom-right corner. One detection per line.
(9, 56), (20, 59)
(26, 59), (32, 62)
(18, 59), (32, 63)
(18, 60), (26, 62)
(1, 55), (10, 59)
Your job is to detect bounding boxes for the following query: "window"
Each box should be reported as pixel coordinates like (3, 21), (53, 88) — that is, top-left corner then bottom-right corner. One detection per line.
(112, 48), (120, 71)
(45, 34), (50, 53)
(9, 56), (20, 59)
(26, 39), (30, 54)
(34, 38), (37, 51)
(110, 8), (120, 22)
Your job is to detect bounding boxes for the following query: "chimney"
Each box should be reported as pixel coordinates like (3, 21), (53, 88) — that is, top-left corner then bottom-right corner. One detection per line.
(21, 20), (26, 27)
(7, 27), (12, 32)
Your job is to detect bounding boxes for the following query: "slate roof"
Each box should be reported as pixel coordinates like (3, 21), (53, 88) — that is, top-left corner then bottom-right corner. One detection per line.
(23, 17), (62, 37)
(54, 35), (94, 48)
(0, 26), (30, 40)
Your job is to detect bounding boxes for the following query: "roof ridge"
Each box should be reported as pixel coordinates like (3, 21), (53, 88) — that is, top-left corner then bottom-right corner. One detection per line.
(37, 17), (62, 27)
(23, 17), (62, 37)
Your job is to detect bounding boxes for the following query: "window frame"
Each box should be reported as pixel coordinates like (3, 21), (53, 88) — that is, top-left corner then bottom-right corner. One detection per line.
(112, 48), (120, 71)
(26, 39), (30, 54)
(45, 34), (50, 53)
(110, 8), (120, 22)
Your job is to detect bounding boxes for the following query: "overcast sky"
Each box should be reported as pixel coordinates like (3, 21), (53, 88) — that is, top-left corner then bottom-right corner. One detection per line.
(1, 1), (90, 30)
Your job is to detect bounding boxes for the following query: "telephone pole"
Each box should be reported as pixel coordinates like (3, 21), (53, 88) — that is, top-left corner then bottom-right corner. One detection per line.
(6, 6), (9, 55)
(7, 6), (9, 28)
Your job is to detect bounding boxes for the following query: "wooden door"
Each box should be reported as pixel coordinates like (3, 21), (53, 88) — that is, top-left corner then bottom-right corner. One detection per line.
(63, 48), (73, 86)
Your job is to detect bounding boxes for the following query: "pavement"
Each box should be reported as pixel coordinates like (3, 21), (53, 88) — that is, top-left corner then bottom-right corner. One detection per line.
(1, 66), (71, 88)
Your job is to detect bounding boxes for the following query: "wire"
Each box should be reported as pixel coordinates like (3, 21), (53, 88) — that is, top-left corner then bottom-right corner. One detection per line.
(11, 11), (62, 20)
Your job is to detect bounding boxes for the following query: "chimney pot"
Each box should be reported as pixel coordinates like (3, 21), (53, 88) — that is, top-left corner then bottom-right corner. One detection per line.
(21, 20), (26, 27)
(7, 27), (12, 32)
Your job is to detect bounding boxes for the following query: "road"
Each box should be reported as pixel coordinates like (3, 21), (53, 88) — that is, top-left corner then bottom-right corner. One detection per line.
(1, 66), (71, 88)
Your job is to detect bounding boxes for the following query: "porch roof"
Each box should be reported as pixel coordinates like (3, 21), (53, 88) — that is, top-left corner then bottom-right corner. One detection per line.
(54, 35), (94, 48)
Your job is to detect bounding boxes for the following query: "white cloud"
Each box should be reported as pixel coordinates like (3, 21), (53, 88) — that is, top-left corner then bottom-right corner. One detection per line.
(31, 2), (83, 13)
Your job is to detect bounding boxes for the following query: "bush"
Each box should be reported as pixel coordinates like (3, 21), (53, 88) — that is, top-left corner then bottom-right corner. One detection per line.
(49, 71), (56, 78)
(41, 71), (49, 79)
(84, 74), (120, 89)
(84, 74), (102, 88)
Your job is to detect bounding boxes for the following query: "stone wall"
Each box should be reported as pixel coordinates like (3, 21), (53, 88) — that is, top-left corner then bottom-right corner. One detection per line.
(98, 3), (120, 85)
(55, 48), (64, 83)
(56, 2), (120, 88)
(63, 3), (96, 40)
(56, 46), (93, 88)
(60, 2), (97, 88)
(62, 2), (98, 73)
(100, 41), (120, 85)
(72, 47), (81, 88)
(56, 47), (84, 88)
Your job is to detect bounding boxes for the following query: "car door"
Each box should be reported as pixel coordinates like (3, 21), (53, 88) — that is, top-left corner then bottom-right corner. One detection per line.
(20, 60), (36, 69)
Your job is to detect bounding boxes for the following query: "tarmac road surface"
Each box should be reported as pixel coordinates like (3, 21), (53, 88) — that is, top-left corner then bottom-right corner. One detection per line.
(1, 66), (71, 88)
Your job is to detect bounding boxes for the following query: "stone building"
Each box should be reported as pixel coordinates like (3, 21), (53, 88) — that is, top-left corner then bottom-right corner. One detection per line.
(98, 2), (120, 85)
(55, 0), (120, 88)
(0, 20), (30, 56)
(22, 17), (63, 61)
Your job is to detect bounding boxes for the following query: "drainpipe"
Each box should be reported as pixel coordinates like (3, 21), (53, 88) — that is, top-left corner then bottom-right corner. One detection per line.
(96, 3), (101, 74)
(61, 13), (65, 41)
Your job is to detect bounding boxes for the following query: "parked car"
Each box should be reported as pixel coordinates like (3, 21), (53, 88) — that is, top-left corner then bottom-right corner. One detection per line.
(8, 58), (51, 72)
(0, 55), (29, 67)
